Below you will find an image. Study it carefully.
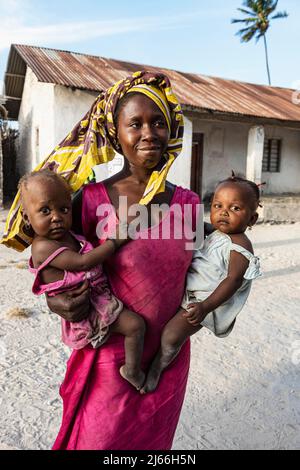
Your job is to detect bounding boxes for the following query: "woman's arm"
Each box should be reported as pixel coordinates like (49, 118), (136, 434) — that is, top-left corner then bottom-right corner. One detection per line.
(46, 279), (90, 322)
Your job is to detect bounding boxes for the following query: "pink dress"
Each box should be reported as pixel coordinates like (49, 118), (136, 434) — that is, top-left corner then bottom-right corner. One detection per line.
(29, 233), (123, 349)
(52, 182), (200, 450)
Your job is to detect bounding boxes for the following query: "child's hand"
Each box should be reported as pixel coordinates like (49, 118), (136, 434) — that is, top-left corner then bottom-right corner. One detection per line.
(183, 302), (206, 326)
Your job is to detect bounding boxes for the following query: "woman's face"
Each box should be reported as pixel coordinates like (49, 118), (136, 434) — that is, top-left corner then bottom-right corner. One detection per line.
(116, 94), (170, 170)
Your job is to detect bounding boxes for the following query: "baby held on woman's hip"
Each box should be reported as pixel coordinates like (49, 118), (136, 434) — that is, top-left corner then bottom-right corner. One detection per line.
(19, 169), (146, 391)
(140, 173), (262, 394)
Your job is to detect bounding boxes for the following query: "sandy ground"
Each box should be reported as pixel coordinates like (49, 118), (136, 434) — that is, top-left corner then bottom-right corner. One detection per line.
(0, 209), (299, 450)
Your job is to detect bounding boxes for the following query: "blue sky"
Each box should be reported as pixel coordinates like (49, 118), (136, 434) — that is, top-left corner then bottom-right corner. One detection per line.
(0, 0), (299, 93)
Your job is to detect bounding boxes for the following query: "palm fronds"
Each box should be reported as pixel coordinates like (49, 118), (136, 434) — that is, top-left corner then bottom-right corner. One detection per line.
(231, 0), (288, 84)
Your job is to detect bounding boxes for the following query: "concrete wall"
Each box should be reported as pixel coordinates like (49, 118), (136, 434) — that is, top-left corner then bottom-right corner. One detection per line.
(167, 115), (193, 189)
(262, 126), (300, 194)
(53, 85), (98, 145)
(18, 67), (55, 173)
(53, 86), (124, 184)
(261, 195), (300, 222)
(189, 116), (251, 198)
(188, 115), (300, 197)
(18, 74), (98, 174)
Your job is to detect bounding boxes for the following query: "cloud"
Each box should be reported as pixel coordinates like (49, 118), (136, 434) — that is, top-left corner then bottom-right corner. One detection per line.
(0, 9), (198, 52)
(0, 0), (31, 15)
(0, 0), (22, 11)
(0, 0), (226, 54)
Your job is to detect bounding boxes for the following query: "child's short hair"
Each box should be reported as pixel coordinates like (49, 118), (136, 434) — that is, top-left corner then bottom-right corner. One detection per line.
(218, 171), (264, 208)
(18, 169), (72, 198)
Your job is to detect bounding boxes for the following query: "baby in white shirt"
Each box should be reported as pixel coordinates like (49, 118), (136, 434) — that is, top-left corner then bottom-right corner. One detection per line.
(141, 173), (262, 394)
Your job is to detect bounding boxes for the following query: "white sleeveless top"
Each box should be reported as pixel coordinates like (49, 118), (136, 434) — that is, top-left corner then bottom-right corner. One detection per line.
(181, 230), (261, 337)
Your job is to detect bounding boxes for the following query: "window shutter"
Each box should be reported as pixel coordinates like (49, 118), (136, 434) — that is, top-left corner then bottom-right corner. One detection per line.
(262, 139), (281, 172)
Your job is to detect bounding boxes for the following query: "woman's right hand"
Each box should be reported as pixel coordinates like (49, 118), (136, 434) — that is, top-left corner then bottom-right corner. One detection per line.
(46, 279), (90, 322)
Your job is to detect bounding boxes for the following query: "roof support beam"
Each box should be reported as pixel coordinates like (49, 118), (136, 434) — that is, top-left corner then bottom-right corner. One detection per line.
(5, 73), (25, 79)
(5, 96), (22, 101)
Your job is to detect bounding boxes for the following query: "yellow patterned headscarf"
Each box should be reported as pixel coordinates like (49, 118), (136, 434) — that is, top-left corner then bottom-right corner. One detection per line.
(1, 70), (184, 251)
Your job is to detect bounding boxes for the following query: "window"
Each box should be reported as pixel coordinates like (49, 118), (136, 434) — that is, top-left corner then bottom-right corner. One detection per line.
(262, 138), (281, 172)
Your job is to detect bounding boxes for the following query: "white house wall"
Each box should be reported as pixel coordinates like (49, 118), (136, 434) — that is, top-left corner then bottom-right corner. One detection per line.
(263, 126), (300, 194)
(190, 118), (251, 198)
(190, 117), (300, 197)
(167, 115), (193, 189)
(18, 67), (55, 174)
(53, 85), (109, 180)
(53, 85), (98, 145)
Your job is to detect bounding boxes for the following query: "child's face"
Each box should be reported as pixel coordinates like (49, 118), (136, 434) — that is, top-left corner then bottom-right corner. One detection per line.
(22, 178), (72, 240)
(210, 183), (258, 234)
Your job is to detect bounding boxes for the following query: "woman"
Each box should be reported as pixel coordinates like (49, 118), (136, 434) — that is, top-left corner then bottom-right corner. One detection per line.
(3, 71), (200, 449)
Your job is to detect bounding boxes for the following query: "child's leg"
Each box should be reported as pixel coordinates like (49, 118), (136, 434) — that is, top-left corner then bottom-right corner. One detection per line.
(110, 308), (146, 390)
(141, 308), (202, 394)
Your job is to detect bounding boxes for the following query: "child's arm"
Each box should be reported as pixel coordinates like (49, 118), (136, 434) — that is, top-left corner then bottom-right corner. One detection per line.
(184, 235), (251, 326)
(34, 231), (129, 272)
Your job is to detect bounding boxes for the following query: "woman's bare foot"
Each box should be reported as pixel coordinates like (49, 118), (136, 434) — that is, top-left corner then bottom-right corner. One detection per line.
(119, 365), (145, 391)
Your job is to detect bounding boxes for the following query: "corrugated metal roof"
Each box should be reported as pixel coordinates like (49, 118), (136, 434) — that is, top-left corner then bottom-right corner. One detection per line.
(4, 44), (300, 124)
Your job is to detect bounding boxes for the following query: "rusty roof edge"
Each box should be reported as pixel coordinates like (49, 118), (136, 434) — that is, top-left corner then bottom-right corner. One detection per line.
(12, 44), (297, 93)
(12, 44), (107, 61)
(2, 46), (25, 119)
(3, 44), (300, 123)
(194, 74), (297, 93)
(11, 44), (190, 80)
(12, 44), (152, 75)
(182, 104), (300, 129)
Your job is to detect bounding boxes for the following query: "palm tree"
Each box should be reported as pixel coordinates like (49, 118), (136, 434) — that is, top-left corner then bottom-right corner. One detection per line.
(231, 0), (288, 85)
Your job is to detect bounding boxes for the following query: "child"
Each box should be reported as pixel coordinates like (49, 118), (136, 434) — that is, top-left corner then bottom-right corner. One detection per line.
(141, 173), (262, 394)
(19, 169), (146, 391)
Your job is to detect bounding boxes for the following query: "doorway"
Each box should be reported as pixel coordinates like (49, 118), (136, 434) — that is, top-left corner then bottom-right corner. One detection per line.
(190, 133), (203, 197)
(2, 128), (18, 203)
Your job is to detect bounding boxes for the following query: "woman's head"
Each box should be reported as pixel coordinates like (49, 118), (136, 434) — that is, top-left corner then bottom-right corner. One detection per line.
(19, 169), (72, 240)
(114, 91), (170, 171)
(101, 72), (183, 204)
(210, 174), (260, 234)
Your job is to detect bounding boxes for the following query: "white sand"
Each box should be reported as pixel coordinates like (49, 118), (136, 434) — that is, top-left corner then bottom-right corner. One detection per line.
(0, 210), (299, 450)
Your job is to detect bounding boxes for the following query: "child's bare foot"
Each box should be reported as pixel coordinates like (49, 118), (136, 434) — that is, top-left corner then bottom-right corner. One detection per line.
(119, 365), (145, 391)
(140, 361), (162, 394)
